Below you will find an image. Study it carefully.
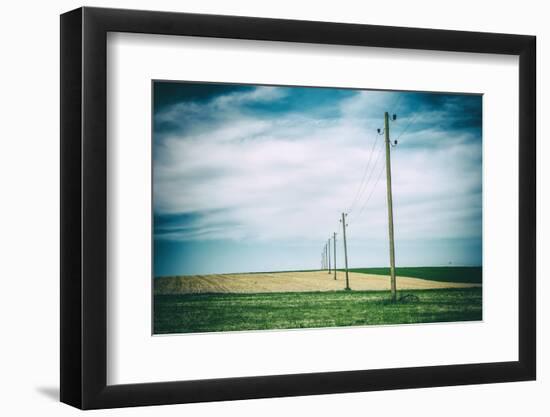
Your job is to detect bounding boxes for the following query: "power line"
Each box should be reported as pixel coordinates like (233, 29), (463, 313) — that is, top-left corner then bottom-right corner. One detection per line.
(349, 144), (385, 219)
(356, 160), (386, 217)
(395, 112), (419, 141)
(319, 111), (403, 301)
(389, 93), (403, 116)
(347, 134), (381, 214)
(355, 111), (404, 217)
(348, 136), (381, 213)
(347, 97), (406, 216)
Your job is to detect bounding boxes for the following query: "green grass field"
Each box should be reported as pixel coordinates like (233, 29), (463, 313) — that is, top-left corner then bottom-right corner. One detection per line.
(154, 287), (482, 334)
(347, 266), (482, 284)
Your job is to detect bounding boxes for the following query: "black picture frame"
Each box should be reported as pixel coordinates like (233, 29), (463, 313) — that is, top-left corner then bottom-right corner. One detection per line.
(60, 6), (536, 410)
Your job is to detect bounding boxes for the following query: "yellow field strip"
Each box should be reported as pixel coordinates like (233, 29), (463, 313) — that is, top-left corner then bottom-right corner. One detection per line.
(155, 270), (481, 295)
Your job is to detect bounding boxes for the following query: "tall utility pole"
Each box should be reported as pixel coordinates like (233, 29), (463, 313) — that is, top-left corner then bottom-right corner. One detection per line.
(341, 213), (350, 290)
(333, 232), (337, 280)
(328, 239), (331, 274)
(384, 111), (397, 302)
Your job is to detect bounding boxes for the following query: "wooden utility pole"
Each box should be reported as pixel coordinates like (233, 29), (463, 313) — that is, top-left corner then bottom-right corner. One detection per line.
(333, 232), (337, 280)
(328, 239), (331, 274)
(384, 111), (397, 302)
(341, 213), (350, 290)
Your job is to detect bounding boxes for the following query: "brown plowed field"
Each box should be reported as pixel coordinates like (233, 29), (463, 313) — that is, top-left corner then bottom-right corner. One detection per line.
(154, 270), (481, 295)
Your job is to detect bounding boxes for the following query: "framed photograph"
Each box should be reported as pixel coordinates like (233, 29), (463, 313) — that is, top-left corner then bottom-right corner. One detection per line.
(60, 6), (536, 409)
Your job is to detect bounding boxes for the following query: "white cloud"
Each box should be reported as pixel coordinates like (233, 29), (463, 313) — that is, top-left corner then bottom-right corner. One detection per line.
(154, 88), (482, 248)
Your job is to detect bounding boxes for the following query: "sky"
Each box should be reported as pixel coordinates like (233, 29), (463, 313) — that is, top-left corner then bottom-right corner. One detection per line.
(153, 81), (482, 276)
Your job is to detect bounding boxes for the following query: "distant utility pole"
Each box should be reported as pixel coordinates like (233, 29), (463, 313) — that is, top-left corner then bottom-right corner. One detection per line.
(384, 111), (397, 302)
(340, 213), (350, 290)
(328, 239), (331, 274)
(333, 232), (337, 280)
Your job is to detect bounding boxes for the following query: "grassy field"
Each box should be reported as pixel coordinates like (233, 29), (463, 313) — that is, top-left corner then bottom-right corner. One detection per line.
(347, 266), (482, 284)
(154, 287), (482, 334)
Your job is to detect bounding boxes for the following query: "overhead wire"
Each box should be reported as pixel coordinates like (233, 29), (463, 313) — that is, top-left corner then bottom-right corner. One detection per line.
(354, 107), (415, 218)
(395, 112), (419, 141)
(389, 92), (403, 117)
(325, 102), (418, 271)
(357, 161), (386, 217)
(347, 133), (381, 214)
(348, 144), (385, 220)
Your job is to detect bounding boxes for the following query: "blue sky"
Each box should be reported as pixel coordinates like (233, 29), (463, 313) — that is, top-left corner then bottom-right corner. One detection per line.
(153, 81), (482, 276)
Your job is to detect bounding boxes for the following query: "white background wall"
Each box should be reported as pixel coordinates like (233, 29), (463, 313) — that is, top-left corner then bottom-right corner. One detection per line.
(0, 0), (545, 415)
